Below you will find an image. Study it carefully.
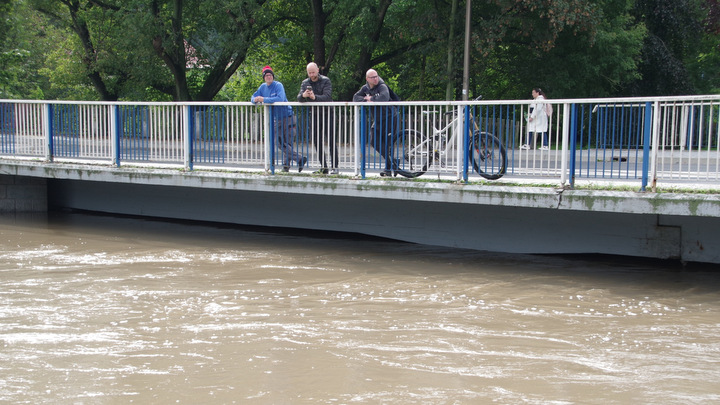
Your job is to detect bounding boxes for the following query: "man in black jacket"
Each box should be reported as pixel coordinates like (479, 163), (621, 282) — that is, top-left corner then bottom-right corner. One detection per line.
(298, 63), (338, 174)
(353, 69), (398, 176)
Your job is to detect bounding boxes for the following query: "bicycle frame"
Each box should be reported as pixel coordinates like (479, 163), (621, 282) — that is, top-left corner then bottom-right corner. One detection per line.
(409, 107), (468, 172)
(399, 104), (506, 180)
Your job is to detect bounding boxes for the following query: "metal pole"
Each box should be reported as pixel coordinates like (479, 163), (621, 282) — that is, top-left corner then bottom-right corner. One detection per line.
(462, 0), (471, 101)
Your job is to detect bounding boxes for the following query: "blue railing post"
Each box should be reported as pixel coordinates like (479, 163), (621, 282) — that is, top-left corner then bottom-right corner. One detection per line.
(568, 103), (578, 188)
(45, 103), (54, 162)
(462, 104), (470, 183)
(112, 105), (121, 167)
(360, 106), (366, 179)
(641, 102), (652, 191)
(185, 105), (194, 171)
(0, 102), (13, 154)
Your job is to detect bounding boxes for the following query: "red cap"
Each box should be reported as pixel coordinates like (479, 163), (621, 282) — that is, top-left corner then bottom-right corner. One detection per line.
(262, 65), (274, 77)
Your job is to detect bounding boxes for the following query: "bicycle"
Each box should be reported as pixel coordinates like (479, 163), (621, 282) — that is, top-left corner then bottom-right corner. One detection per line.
(393, 100), (507, 179)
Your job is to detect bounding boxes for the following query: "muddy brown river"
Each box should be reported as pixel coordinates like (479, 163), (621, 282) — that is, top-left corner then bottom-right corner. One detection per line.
(1, 213), (718, 404)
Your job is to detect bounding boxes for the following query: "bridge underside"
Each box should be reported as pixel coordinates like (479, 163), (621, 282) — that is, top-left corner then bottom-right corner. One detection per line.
(2, 158), (719, 264)
(42, 177), (718, 265)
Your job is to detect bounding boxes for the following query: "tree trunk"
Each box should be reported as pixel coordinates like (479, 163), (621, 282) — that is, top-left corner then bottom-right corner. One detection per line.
(348, 0), (393, 99)
(151, 0), (190, 101)
(310, 0), (328, 73)
(66, 0), (117, 100)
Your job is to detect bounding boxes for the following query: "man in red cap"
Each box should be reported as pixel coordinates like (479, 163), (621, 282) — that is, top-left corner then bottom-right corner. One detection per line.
(252, 65), (306, 172)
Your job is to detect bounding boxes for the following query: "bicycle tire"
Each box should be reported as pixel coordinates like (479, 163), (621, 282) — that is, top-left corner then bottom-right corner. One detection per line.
(396, 129), (432, 178)
(471, 131), (506, 180)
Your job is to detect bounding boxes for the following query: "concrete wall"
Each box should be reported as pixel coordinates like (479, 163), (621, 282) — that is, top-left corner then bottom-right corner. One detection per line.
(46, 177), (720, 264)
(3, 160), (720, 264)
(0, 175), (47, 213)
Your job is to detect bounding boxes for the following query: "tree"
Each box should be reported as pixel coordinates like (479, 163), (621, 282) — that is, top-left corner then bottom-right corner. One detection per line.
(687, 0), (720, 93)
(1, 0), (58, 99)
(501, 0), (646, 98)
(629, 0), (706, 95)
(391, 0), (611, 100)
(0, 0), (20, 97)
(28, 0), (275, 101)
(8, 0), (719, 101)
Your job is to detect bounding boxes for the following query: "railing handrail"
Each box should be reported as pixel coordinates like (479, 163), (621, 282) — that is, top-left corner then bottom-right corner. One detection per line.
(2, 96), (720, 191)
(3, 94), (720, 107)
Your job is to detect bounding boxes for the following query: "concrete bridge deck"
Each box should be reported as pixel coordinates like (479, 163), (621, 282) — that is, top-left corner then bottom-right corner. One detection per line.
(2, 159), (720, 264)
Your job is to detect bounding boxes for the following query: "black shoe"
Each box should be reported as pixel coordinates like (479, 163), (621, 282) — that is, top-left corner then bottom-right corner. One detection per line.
(313, 167), (329, 175)
(298, 157), (307, 172)
(282, 166), (290, 172)
(379, 170), (393, 177)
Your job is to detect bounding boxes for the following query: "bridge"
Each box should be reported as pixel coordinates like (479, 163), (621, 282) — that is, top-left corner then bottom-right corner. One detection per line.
(2, 96), (720, 264)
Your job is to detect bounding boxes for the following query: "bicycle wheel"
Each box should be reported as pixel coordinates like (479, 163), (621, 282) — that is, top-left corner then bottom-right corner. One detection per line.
(396, 129), (432, 178)
(471, 131), (506, 180)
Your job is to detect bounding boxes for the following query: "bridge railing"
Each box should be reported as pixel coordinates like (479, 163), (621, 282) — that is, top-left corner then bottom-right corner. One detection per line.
(1, 96), (718, 190)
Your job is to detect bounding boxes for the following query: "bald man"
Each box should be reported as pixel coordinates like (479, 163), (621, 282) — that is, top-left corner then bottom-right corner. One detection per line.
(353, 69), (398, 176)
(298, 63), (337, 174)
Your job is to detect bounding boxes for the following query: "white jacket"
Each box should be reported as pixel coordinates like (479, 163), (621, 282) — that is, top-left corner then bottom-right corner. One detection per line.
(527, 95), (548, 133)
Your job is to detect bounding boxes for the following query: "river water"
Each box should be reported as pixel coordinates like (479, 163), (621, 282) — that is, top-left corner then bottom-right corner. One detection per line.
(1, 212), (718, 404)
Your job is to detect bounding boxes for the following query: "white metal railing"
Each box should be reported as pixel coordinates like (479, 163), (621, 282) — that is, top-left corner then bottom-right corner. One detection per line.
(1, 96), (719, 190)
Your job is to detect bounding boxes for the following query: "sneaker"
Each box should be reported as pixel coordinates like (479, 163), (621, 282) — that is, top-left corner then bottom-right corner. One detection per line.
(313, 168), (329, 175)
(540, 146), (549, 150)
(298, 157), (307, 172)
(329, 168), (339, 175)
(282, 166), (290, 172)
(520, 144), (530, 150)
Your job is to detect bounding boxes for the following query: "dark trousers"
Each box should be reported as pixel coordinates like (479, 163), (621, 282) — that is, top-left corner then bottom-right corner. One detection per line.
(527, 131), (548, 147)
(370, 122), (395, 170)
(274, 115), (302, 167)
(369, 106), (398, 170)
(308, 107), (338, 169)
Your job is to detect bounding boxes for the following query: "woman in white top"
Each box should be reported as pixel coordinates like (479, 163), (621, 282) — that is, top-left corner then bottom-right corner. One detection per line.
(523, 88), (549, 150)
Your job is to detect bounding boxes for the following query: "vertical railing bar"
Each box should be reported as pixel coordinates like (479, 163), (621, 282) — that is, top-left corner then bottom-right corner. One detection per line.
(697, 103), (705, 177)
(45, 103), (53, 161)
(357, 105), (364, 178)
(649, 101), (661, 191)
(185, 105), (192, 170)
(264, 105), (271, 173)
(568, 103), (578, 188)
(111, 105), (118, 166)
(560, 103), (570, 186)
(715, 102), (720, 180)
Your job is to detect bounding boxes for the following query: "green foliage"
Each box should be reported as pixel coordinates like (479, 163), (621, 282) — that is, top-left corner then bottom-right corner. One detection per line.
(1, 0), (718, 101)
(628, 0), (710, 95)
(687, 0), (720, 93)
(0, 1), (56, 99)
(38, 31), (99, 100)
(516, 1), (647, 98)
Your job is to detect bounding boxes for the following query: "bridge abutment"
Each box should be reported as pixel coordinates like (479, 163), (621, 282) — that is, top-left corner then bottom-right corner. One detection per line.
(0, 174), (47, 213)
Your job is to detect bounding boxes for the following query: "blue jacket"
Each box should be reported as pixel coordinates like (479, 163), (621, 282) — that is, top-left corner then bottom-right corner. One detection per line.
(251, 81), (293, 119)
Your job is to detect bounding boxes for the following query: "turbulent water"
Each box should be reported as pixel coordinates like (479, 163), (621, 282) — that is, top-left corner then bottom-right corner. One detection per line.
(0, 212), (719, 404)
